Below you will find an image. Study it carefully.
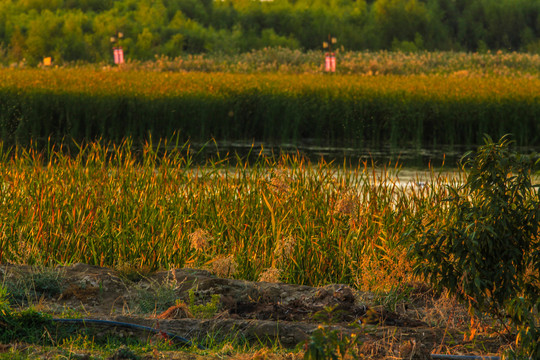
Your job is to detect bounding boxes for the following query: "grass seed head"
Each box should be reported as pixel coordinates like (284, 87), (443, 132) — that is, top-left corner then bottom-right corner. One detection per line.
(258, 267), (282, 283)
(269, 170), (291, 194)
(189, 229), (212, 252)
(211, 255), (238, 278)
(274, 235), (297, 263)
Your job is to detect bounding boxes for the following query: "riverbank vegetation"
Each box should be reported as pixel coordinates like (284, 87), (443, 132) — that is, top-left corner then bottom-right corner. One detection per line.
(1, 64), (539, 147)
(0, 136), (538, 358)
(0, 137), (453, 289)
(110, 48), (540, 76)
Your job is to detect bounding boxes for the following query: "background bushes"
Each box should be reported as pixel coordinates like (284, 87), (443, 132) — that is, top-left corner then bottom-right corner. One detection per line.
(1, 0), (540, 65)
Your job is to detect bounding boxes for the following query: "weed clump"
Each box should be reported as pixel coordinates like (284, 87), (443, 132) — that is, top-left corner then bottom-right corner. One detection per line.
(3, 267), (65, 306)
(258, 267), (282, 283)
(133, 280), (178, 314)
(156, 289), (221, 320)
(210, 255), (238, 278)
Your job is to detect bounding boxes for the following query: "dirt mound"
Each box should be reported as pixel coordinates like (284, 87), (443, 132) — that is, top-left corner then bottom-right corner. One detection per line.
(0, 263), (506, 357)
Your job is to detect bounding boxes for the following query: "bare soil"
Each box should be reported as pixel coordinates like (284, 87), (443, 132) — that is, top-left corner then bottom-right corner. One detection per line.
(0, 263), (511, 359)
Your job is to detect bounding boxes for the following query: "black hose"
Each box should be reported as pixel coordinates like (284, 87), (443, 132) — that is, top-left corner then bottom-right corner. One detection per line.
(52, 318), (205, 350)
(431, 355), (500, 360)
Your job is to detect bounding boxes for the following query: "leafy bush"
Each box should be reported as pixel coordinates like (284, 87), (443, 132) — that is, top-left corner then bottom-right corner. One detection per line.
(187, 290), (220, 319)
(411, 135), (540, 357)
(5, 267), (65, 306)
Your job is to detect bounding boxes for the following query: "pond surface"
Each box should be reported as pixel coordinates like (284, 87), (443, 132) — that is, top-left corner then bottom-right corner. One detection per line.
(191, 141), (539, 169)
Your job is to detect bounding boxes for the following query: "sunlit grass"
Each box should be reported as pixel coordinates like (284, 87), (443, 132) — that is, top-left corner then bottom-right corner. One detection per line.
(0, 138), (464, 291)
(1, 68), (538, 147)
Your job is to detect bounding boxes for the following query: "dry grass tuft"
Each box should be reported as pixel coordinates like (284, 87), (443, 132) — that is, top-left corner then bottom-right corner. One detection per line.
(274, 236), (297, 264)
(156, 301), (192, 319)
(258, 267), (282, 283)
(210, 255), (238, 278)
(189, 229), (213, 252)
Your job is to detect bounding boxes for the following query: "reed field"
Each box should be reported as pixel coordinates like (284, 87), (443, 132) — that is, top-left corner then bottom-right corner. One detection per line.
(1, 64), (539, 149)
(0, 139), (460, 291)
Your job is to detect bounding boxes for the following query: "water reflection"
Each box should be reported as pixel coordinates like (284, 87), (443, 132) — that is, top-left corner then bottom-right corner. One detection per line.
(191, 141), (478, 169)
(18, 137), (539, 171)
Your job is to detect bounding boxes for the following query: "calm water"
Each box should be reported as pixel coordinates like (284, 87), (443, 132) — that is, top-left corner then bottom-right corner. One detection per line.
(188, 141), (540, 185)
(23, 137), (540, 172)
(190, 141), (492, 169)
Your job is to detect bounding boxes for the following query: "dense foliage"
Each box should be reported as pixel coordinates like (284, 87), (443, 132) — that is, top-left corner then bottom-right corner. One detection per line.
(411, 135), (540, 358)
(413, 136), (540, 315)
(0, 0), (539, 65)
(1, 68), (539, 147)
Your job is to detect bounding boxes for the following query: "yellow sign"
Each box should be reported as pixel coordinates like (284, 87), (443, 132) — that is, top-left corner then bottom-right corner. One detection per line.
(43, 57), (52, 66)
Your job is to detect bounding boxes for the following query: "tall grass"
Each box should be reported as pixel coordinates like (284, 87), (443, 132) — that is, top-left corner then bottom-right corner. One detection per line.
(1, 69), (539, 148)
(0, 139), (460, 290)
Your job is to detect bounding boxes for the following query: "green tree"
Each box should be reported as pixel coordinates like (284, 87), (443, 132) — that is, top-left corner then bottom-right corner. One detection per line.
(162, 32), (184, 57)
(61, 10), (91, 61)
(172, 0), (211, 25)
(180, 19), (211, 53)
(481, 0), (540, 51)
(19, 0), (64, 12)
(25, 10), (64, 64)
(135, 0), (167, 30)
(422, 0), (455, 50)
(7, 27), (26, 62)
(261, 0), (298, 39)
(134, 27), (158, 59)
(340, 0), (370, 49)
(372, 0), (429, 48)
(64, 0), (113, 12)
(291, 0), (343, 50)
(0, 0), (539, 62)
(457, 0), (488, 51)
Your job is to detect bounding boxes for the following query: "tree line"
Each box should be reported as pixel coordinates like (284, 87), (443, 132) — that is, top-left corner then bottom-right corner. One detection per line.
(1, 0), (539, 65)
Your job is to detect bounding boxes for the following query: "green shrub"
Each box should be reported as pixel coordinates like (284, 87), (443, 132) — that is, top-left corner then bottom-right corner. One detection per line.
(411, 135), (540, 357)
(187, 290), (220, 319)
